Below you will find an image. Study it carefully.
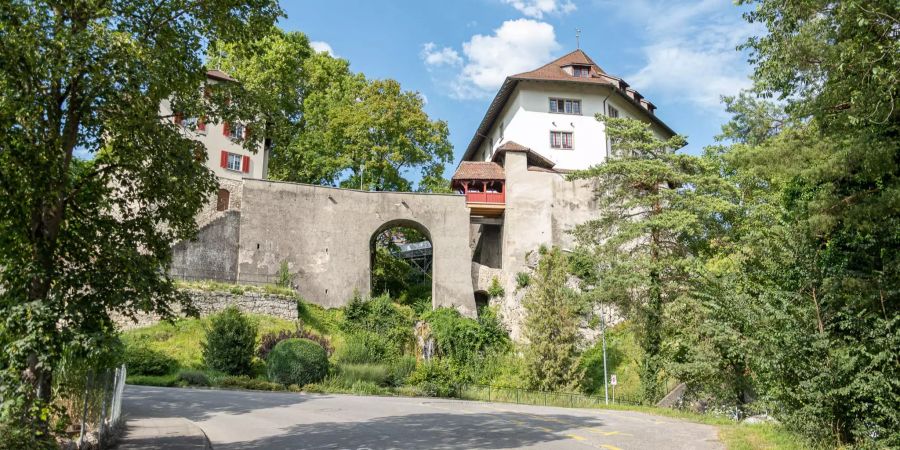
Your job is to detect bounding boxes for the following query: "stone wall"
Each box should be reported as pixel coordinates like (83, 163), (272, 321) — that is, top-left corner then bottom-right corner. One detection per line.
(196, 177), (243, 229)
(113, 289), (298, 331)
(171, 211), (240, 282)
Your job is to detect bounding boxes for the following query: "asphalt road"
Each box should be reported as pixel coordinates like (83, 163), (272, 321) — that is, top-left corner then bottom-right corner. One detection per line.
(122, 385), (723, 450)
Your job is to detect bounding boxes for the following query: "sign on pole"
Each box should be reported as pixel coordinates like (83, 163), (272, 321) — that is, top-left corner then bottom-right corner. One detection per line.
(610, 374), (617, 386)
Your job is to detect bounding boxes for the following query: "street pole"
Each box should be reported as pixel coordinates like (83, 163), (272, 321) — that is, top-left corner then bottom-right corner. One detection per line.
(601, 302), (609, 405)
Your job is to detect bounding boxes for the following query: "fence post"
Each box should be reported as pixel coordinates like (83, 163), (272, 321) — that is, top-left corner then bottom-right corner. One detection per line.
(78, 372), (93, 448)
(488, 385), (491, 403)
(515, 388), (519, 404)
(99, 369), (110, 448)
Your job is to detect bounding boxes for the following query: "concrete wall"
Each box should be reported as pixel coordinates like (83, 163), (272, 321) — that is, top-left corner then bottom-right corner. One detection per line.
(236, 180), (476, 315)
(172, 210), (241, 282)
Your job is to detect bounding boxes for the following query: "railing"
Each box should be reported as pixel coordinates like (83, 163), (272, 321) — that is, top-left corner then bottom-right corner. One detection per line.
(465, 191), (505, 204)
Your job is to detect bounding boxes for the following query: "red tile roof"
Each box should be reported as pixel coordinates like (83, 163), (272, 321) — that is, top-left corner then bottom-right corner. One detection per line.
(451, 162), (505, 180)
(491, 141), (556, 170)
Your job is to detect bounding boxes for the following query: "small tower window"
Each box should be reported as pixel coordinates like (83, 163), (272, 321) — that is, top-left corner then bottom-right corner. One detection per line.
(216, 189), (230, 211)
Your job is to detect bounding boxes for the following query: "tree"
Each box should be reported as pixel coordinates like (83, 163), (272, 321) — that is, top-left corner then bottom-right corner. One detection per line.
(723, 1), (900, 443)
(522, 247), (584, 392)
(568, 116), (734, 402)
(209, 33), (454, 191)
(0, 0), (280, 436)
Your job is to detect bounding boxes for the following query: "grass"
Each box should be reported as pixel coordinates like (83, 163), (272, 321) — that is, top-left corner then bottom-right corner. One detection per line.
(122, 313), (297, 369)
(175, 279), (297, 297)
(720, 423), (815, 450)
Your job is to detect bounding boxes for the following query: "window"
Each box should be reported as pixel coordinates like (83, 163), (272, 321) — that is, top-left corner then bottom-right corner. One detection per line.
(608, 105), (620, 118)
(573, 65), (591, 77)
(550, 131), (573, 149)
(226, 152), (242, 171)
(549, 98), (582, 115)
(229, 122), (245, 140)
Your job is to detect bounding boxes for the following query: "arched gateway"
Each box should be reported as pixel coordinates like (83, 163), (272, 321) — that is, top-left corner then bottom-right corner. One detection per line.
(233, 179), (476, 316)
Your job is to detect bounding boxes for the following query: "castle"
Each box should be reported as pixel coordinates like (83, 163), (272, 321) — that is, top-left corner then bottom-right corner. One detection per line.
(172, 50), (675, 339)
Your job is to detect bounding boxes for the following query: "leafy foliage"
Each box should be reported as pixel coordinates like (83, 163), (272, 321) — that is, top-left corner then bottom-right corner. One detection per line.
(0, 0), (281, 434)
(257, 326), (332, 360)
(522, 248), (584, 392)
(515, 272), (531, 289)
(342, 294), (414, 356)
(275, 260), (295, 289)
(266, 338), (329, 386)
(423, 307), (510, 367)
(202, 307), (258, 376)
(176, 370), (211, 387)
(487, 277), (505, 298)
(334, 331), (397, 364)
(124, 347), (178, 377)
(208, 30), (453, 191)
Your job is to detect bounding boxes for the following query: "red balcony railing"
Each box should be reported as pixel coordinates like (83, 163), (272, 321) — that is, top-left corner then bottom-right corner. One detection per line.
(465, 191), (505, 204)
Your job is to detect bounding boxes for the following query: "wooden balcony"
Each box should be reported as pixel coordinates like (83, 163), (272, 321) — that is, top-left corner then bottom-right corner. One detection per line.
(451, 161), (506, 217)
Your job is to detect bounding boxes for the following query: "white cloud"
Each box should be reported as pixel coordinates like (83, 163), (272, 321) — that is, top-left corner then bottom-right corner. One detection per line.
(422, 19), (561, 99)
(602, 0), (760, 112)
(310, 41), (335, 56)
(502, 0), (576, 19)
(421, 43), (463, 67)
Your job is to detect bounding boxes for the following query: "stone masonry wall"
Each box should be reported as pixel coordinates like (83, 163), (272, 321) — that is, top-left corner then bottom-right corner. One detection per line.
(113, 289), (298, 331)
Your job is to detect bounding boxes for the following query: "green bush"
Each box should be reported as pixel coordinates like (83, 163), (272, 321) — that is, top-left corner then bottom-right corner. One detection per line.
(516, 272), (531, 289)
(487, 276), (505, 298)
(202, 306), (257, 376)
(266, 338), (329, 386)
(124, 346), (178, 376)
(176, 369), (211, 387)
(341, 294), (413, 356)
(0, 423), (56, 450)
(334, 363), (391, 386)
(126, 374), (179, 387)
(423, 307), (510, 367)
(409, 358), (460, 397)
(335, 331), (395, 364)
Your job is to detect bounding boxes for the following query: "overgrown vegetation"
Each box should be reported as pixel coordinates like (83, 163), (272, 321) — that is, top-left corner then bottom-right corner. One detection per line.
(266, 338), (329, 386)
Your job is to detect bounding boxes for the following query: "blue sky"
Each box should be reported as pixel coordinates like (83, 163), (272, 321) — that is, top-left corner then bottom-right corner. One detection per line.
(280, 0), (762, 179)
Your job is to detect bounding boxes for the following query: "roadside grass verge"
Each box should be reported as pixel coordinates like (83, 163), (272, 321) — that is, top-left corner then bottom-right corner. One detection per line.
(719, 423), (817, 450)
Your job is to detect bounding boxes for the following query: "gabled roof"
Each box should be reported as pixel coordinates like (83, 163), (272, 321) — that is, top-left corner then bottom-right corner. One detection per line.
(492, 141), (556, 170)
(451, 161), (505, 180)
(461, 49), (677, 162)
(512, 49), (606, 80)
(206, 69), (238, 83)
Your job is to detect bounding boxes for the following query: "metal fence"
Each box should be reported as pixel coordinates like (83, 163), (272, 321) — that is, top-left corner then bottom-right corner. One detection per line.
(75, 364), (127, 449)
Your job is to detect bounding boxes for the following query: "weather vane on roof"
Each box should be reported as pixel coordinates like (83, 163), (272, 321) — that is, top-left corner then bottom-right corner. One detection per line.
(576, 28), (582, 49)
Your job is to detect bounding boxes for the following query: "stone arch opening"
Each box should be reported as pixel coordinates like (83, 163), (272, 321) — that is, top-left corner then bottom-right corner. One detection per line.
(369, 219), (433, 310)
(474, 290), (490, 315)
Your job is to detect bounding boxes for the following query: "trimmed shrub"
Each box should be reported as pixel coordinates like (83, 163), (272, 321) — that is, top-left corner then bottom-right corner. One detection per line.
(176, 369), (211, 387)
(266, 338), (328, 386)
(124, 346), (178, 376)
(202, 306), (257, 376)
(334, 331), (395, 364)
(258, 327), (332, 359)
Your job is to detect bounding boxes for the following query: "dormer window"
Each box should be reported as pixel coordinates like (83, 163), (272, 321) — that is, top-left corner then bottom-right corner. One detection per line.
(573, 65), (591, 77)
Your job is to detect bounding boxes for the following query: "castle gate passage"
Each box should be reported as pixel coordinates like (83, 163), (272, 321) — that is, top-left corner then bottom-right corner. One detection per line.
(235, 180), (476, 316)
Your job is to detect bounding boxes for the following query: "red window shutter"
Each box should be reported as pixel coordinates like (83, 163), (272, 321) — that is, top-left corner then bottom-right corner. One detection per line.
(198, 117), (206, 131)
(174, 112), (183, 125)
(242, 155), (251, 173)
(244, 125), (250, 139)
(222, 121), (230, 137)
(220, 151), (228, 169)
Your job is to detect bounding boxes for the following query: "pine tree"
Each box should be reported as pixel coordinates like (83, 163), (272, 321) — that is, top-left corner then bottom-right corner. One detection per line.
(522, 248), (583, 391)
(569, 116), (734, 403)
